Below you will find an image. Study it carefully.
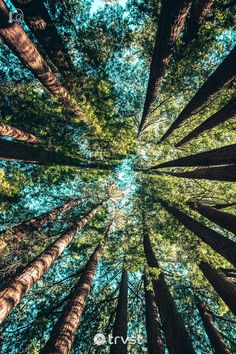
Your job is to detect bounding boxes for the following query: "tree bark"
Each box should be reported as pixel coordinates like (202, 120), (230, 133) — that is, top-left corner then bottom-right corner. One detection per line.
(0, 139), (116, 170)
(212, 202), (236, 209)
(166, 165), (236, 182)
(42, 242), (103, 354)
(195, 297), (230, 354)
(159, 45), (236, 142)
(199, 261), (236, 315)
(183, 0), (213, 45)
(158, 199), (236, 267)
(176, 96), (236, 146)
(188, 201), (236, 234)
(0, 206), (99, 325)
(110, 270), (128, 354)
(0, 0), (84, 119)
(0, 123), (39, 143)
(137, 0), (190, 135)
(150, 144), (236, 169)
(144, 274), (164, 354)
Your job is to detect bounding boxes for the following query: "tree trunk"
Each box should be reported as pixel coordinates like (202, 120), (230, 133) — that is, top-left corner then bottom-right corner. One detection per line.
(176, 96), (236, 146)
(0, 206), (99, 324)
(0, 139), (116, 170)
(212, 202), (236, 209)
(159, 45), (236, 142)
(0, 1), (84, 119)
(183, 0), (213, 45)
(150, 144), (236, 169)
(143, 224), (195, 354)
(42, 242), (103, 354)
(188, 201), (236, 234)
(0, 123), (39, 143)
(166, 165), (236, 182)
(158, 199), (236, 267)
(195, 297), (230, 354)
(11, 0), (76, 78)
(199, 261), (236, 315)
(144, 274), (164, 354)
(110, 269), (128, 354)
(137, 0), (190, 135)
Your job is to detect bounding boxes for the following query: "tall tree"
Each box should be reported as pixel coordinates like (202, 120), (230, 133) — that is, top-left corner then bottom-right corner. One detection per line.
(42, 242), (104, 354)
(176, 96), (236, 146)
(149, 144), (236, 169)
(158, 199), (236, 267)
(137, 0), (191, 135)
(199, 261), (236, 315)
(159, 46), (236, 142)
(0, 206), (99, 324)
(144, 273), (164, 354)
(0, 123), (39, 143)
(187, 200), (236, 234)
(110, 269), (128, 354)
(195, 297), (231, 354)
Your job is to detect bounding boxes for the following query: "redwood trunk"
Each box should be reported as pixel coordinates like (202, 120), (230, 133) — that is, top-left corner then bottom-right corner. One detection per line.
(159, 45), (236, 142)
(150, 144), (236, 169)
(0, 123), (39, 143)
(110, 270), (128, 354)
(144, 274), (164, 354)
(138, 0), (190, 135)
(158, 199), (236, 267)
(188, 201), (236, 234)
(42, 242), (103, 354)
(176, 96), (236, 146)
(0, 207), (99, 324)
(199, 261), (236, 315)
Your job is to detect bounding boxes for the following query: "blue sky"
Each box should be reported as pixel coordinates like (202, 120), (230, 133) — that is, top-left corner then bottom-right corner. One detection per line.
(91, 0), (127, 13)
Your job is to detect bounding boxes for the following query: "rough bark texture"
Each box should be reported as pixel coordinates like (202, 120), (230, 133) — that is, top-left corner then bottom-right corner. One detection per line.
(176, 96), (236, 146)
(183, 0), (213, 44)
(160, 45), (236, 142)
(199, 261), (236, 315)
(0, 139), (116, 170)
(110, 270), (128, 354)
(144, 274), (164, 354)
(158, 199), (236, 267)
(166, 165), (236, 182)
(0, 207), (99, 324)
(150, 144), (236, 169)
(188, 201), (236, 234)
(42, 242), (103, 354)
(0, 123), (39, 143)
(138, 0), (190, 135)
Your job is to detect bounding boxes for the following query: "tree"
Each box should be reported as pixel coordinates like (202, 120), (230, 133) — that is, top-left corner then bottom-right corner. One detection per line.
(159, 45), (236, 142)
(176, 96), (236, 146)
(42, 242), (104, 354)
(0, 206), (99, 325)
(137, 0), (191, 135)
(158, 199), (236, 267)
(0, 123), (39, 143)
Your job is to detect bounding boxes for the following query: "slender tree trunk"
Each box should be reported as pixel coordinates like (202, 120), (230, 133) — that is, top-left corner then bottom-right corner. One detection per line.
(110, 269), (128, 354)
(144, 274), (164, 354)
(150, 144), (236, 169)
(0, 1), (84, 119)
(138, 0), (190, 135)
(158, 199), (236, 267)
(0, 139), (116, 170)
(143, 224), (195, 354)
(176, 96), (236, 146)
(183, 0), (213, 45)
(42, 242), (103, 354)
(11, 0), (76, 78)
(199, 261), (236, 315)
(188, 200), (236, 234)
(0, 123), (39, 143)
(166, 165), (236, 182)
(0, 206), (99, 325)
(212, 202), (236, 209)
(159, 45), (236, 142)
(195, 297), (230, 354)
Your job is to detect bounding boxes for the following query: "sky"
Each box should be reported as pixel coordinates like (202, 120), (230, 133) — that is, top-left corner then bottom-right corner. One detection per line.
(91, 0), (127, 13)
